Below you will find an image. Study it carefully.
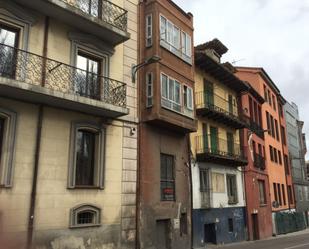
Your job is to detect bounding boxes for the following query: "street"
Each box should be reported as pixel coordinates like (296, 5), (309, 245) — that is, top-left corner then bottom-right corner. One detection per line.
(207, 230), (309, 249)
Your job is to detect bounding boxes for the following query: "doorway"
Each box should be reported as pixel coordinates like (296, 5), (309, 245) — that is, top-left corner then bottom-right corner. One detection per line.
(252, 214), (259, 240)
(204, 223), (217, 244)
(156, 219), (171, 249)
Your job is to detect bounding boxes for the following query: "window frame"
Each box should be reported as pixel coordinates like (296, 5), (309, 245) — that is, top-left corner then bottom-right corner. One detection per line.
(70, 204), (101, 228)
(0, 108), (17, 188)
(145, 14), (153, 47)
(68, 122), (105, 189)
(183, 85), (193, 111)
(146, 72), (154, 108)
(258, 180), (267, 205)
(160, 153), (176, 202)
(161, 73), (181, 111)
(226, 174), (238, 204)
(199, 168), (209, 192)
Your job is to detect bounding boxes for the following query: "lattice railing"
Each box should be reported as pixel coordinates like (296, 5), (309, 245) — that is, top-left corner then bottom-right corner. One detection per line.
(0, 43), (126, 107)
(62, 0), (128, 31)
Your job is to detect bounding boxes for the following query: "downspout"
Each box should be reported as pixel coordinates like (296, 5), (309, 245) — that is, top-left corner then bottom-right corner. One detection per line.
(26, 16), (49, 249)
(186, 134), (193, 249)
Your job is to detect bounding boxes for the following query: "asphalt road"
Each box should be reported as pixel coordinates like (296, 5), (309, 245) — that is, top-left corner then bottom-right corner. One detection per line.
(208, 231), (309, 249)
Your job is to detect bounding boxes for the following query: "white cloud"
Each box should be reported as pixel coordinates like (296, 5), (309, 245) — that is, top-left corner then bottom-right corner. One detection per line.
(174, 0), (309, 159)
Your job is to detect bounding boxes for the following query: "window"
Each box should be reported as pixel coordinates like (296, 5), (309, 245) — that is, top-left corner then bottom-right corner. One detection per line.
(183, 85), (193, 110)
(199, 169), (209, 192)
(281, 126), (286, 145)
(76, 51), (101, 99)
(68, 123), (105, 189)
(181, 31), (192, 59)
(145, 14), (152, 47)
(258, 180), (266, 205)
(272, 95), (276, 111)
(70, 204), (101, 228)
(274, 148), (278, 163)
(264, 85), (268, 102)
(268, 90), (272, 106)
(161, 73), (181, 113)
(0, 108), (17, 188)
(160, 154), (175, 201)
(228, 218), (234, 233)
(277, 183), (282, 206)
(284, 154), (290, 174)
(266, 112), (271, 135)
(160, 15), (192, 63)
(273, 183), (278, 204)
(0, 24), (20, 78)
(270, 116), (275, 138)
(274, 119), (279, 141)
(287, 185), (294, 204)
(146, 72), (153, 107)
(269, 146), (274, 162)
(180, 213), (187, 236)
(278, 151), (282, 165)
(298, 186), (303, 201)
(282, 184), (286, 205)
(226, 174), (238, 204)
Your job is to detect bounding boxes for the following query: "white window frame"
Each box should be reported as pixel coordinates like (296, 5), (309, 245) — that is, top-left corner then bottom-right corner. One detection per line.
(183, 85), (193, 110)
(145, 14), (152, 47)
(146, 72), (153, 108)
(70, 204), (101, 228)
(68, 122), (105, 189)
(181, 31), (192, 59)
(161, 73), (181, 111)
(0, 107), (17, 188)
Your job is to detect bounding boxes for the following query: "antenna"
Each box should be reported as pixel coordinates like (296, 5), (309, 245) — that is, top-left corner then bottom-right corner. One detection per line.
(231, 58), (245, 65)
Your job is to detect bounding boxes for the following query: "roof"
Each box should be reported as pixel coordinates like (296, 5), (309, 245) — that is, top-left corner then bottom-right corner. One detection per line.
(166, 0), (193, 19)
(195, 50), (249, 93)
(196, 38), (228, 56)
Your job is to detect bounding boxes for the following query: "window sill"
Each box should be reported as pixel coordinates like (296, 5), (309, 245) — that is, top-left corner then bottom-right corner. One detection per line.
(161, 102), (194, 120)
(228, 201), (239, 205)
(260, 204), (267, 207)
(69, 224), (101, 229)
(70, 186), (103, 190)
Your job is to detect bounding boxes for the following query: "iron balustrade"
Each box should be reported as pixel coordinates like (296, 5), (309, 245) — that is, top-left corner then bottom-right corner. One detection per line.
(196, 135), (247, 160)
(253, 152), (265, 170)
(195, 91), (242, 119)
(0, 43), (126, 107)
(61, 0), (128, 31)
(249, 119), (264, 138)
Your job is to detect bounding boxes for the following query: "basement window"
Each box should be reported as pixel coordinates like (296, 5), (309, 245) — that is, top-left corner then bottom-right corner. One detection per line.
(70, 204), (101, 228)
(228, 218), (234, 233)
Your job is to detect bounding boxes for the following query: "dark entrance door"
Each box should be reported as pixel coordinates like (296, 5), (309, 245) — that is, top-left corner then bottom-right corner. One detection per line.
(203, 79), (214, 108)
(210, 126), (218, 154)
(228, 94), (233, 114)
(252, 214), (259, 240)
(204, 223), (217, 244)
(227, 132), (234, 156)
(156, 219), (171, 249)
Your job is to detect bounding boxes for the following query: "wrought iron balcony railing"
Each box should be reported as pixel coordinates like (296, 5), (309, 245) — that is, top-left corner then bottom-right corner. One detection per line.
(196, 135), (247, 161)
(0, 43), (126, 107)
(62, 0), (128, 31)
(249, 120), (264, 138)
(253, 152), (265, 170)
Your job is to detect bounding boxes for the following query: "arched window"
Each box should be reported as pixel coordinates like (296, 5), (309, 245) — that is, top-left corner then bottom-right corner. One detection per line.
(70, 204), (101, 228)
(68, 122), (105, 189)
(0, 107), (17, 188)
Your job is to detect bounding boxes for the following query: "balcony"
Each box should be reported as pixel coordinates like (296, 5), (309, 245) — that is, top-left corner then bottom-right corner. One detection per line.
(253, 153), (265, 170)
(195, 135), (248, 166)
(0, 43), (128, 118)
(248, 119), (264, 139)
(13, 0), (129, 45)
(195, 91), (246, 129)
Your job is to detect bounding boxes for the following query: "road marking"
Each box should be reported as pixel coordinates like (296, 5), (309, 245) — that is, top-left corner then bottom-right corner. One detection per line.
(284, 243), (309, 249)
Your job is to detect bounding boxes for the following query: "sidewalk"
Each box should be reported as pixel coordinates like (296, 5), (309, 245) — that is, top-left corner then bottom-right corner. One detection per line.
(195, 228), (309, 249)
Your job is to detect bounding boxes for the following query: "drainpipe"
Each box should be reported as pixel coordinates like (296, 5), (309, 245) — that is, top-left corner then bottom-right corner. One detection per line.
(186, 134), (193, 249)
(26, 16), (49, 249)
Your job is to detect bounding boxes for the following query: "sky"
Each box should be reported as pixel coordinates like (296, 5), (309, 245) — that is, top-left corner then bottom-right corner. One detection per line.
(174, 0), (309, 159)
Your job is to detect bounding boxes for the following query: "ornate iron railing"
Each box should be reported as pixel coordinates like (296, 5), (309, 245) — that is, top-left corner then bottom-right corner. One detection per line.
(62, 0), (128, 31)
(253, 152), (265, 170)
(0, 43), (126, 107)
(196, 135), (247, 161)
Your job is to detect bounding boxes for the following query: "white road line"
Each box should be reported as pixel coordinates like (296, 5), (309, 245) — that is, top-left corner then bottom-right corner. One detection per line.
(284, 243), (309, 249)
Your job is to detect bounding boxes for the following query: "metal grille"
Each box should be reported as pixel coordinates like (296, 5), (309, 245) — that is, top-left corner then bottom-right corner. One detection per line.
(0, 43), (127, 107)
(62, 0), (128, 31)
(77, 211), (95, 224)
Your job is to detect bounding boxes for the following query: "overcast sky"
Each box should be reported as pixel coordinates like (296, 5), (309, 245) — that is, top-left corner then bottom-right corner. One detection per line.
(174, 0), (309, 159)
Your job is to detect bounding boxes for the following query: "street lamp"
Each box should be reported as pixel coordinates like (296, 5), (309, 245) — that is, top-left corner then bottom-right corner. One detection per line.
(131, 55), (161, 83)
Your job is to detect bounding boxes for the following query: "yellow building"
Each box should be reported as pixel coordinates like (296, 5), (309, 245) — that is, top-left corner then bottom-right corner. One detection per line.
(0, 0), (138, 248)
(190, 39), (248, 247)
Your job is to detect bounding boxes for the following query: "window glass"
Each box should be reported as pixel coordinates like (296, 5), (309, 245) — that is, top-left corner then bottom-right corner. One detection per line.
(77, 211), (95, 225)
(199, 169), (208, 192)
(174, 81), (180, 104)
(173, 26), (180, 49)
(161, 74), (168, 98)
(227, 175), (238, 204)
(160, 154), (175, 201)
(146, 72), (153, 107)
(258, 180), (266, 205)
(146, 14), (152, 47)
(228, 218), (234, 232)
(76, 130), (96, 186)
(160, 16), (166, 40)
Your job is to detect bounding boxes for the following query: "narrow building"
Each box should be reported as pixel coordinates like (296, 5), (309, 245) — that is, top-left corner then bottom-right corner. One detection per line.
(191, 39), (248, 247)
(284, 102), (309, 227)
(240, 83), (273, 240)
(0, 0), (138, 248)
(236, 67), (296, 235)
(137, 1), (196, 249)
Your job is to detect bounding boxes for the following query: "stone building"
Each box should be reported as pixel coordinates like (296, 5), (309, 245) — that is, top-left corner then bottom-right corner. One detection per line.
(284, 101), (309, 225)
(191, 39), (248, 247)
(137, 0), (196, 248)
(0, 0), (138, 248)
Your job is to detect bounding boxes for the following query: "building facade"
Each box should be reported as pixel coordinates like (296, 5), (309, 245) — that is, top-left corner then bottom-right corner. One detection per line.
(236, 67), (296, 234)
(284, 102), (309, 224)
(138, 1), (196, 249)
(191, 39), (248, 248)
(0, 0), (138, 248)
(240, 84), (273, 240)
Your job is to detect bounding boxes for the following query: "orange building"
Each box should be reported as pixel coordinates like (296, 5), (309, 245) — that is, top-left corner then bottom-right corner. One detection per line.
(236, 67), (295, 220)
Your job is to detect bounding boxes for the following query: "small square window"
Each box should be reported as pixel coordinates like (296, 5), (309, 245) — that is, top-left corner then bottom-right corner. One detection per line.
(70, 204), (101, 228)
(228, 218), (234, 233)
